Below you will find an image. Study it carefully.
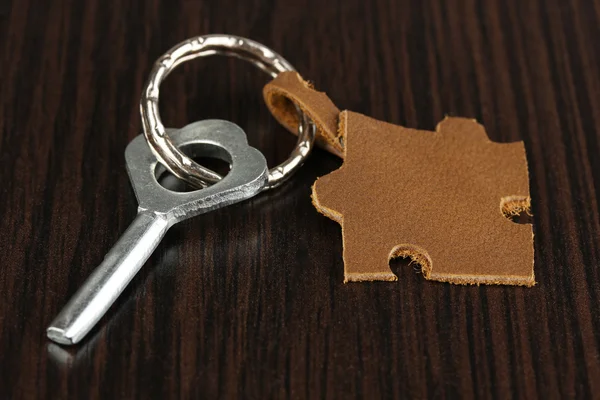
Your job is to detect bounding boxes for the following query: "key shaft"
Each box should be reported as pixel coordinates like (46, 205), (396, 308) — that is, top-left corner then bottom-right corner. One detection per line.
(47, 211), (170, 345)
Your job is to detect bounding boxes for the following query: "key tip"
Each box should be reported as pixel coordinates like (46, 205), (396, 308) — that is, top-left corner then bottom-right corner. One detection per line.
(46, 327), (76, 345)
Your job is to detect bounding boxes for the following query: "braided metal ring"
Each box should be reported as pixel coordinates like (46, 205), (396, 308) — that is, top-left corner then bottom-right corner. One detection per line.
(140, 34), (314, 190)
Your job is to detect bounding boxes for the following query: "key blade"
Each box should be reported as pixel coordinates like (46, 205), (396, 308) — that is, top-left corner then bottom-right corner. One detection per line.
(47, 211), (170, 345)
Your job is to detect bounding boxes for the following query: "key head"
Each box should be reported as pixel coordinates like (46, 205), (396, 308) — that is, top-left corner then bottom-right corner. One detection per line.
(125, 120), (268, 223)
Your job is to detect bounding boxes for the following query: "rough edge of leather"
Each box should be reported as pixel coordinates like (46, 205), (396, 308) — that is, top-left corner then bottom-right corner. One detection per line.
(501, 196), (532, 218)
(312, 111), (536, 287)
(311, 177), (397, 283)
(263, 71), (344, 157)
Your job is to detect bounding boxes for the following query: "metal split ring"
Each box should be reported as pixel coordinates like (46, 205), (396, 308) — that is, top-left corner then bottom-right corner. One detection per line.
(140, 34), (315, 191)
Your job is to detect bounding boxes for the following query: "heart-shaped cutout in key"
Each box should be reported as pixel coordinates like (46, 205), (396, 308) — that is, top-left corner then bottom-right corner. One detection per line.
(126, 119), (268, 221)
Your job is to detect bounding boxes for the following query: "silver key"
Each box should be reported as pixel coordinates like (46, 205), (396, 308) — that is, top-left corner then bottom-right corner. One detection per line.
(46, 119), (268, 345)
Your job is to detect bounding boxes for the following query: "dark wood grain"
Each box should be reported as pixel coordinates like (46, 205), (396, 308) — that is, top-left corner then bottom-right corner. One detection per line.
(1, 0), (600, 398)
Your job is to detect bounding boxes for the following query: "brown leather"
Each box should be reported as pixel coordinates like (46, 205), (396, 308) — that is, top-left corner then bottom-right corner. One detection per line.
(312, 112), (534, 285)
(263, 71), (344, 157)
(264, 75), (534, 286)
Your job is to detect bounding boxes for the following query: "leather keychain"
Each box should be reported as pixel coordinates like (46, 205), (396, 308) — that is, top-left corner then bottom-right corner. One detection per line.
(47, 35), (533, 348)
(263, 72), (534, 286)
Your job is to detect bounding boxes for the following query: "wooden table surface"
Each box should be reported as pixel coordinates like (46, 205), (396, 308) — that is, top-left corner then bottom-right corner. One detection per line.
(2, 0), (600, 398)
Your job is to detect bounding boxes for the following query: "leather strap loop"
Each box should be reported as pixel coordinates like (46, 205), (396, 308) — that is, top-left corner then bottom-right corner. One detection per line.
(263, 71), (344, 158)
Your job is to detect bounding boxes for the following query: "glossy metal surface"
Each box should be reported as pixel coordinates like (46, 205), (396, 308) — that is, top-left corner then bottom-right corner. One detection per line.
(140, 34), (315, 190)
(47, 120), (268, 345)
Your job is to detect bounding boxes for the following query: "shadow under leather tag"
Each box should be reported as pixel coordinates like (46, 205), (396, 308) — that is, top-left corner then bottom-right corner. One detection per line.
(264, 72), (534, 286)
